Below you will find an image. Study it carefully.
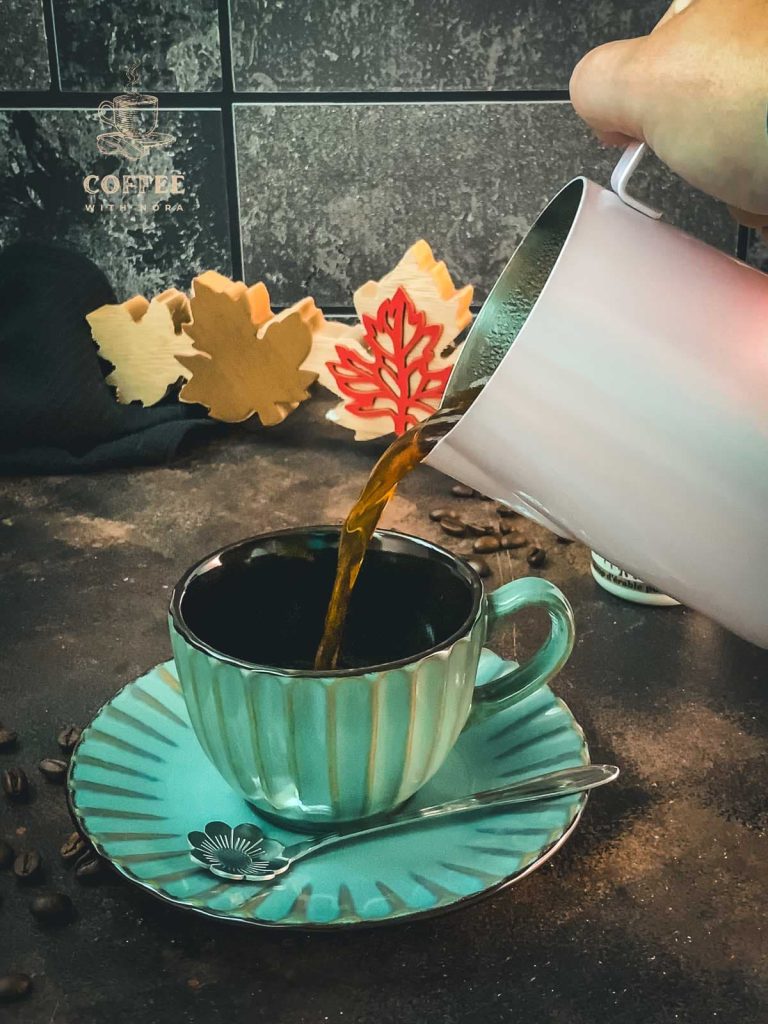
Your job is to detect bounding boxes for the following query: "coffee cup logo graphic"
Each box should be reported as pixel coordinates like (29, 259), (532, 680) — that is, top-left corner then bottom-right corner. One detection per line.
(85, 58), (185, 213)
(96, 61), (174, 160)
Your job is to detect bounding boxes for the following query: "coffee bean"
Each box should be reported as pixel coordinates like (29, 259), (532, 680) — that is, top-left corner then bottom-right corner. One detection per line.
(38, 758), (68, 784)
(450, 483), (475, 498)
(14, 850), (42, 883)
(57, 724), (82, 753)
(60, 831), (88, 864)
(496, 505), (517, 518)
(465, 557), (491, 579)
(0, 973), (32, 1004)
(439, 516), (466, 537)
(75, 852), (107, 884)
(527, 547), (547, 568)
(30, 891), (75, 926)
(464, 522), (495, 537)
(501, 531), (528, 550)
(0, 839), (14, 869)
(428, 508), (450, 522)
(473, 535), (501, 554)
(0, 726), (17, 751)
(2, 768), (29, 801)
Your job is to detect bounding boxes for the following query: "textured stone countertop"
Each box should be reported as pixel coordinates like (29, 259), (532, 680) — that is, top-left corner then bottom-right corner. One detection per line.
(2, 400), (767, 1024)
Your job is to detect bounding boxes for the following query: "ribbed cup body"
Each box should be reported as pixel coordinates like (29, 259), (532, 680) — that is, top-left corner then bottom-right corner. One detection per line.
(170, 610), (487, 827)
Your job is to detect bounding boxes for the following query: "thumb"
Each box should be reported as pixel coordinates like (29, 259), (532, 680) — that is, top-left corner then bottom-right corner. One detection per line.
(569, 37), (650, 143)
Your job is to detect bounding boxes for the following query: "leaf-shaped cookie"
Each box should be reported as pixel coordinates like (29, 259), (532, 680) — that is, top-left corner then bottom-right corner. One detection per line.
(354, 239), (473, 341)
(303, 241), (474, 439)
(177, 271), (319, 425)
(86, 289), (196, 406)
(326, 287), (452, 438)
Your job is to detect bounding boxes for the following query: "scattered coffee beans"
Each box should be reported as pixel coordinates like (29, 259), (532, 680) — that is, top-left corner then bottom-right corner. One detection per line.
(450, 483), (475, 498)
(2, 767), (29, 801)
(75, 853), (107, 884)
(38, 758), (68, 784)
(30, 891), (75, 926)
(500, 531), (527, 550)
(57, 725), (82, 753)
(60, 831), (88, 864)
(465, 558), (491, 579)
(429, 508), (449, 522)
(0, 839), (13, 869)
(473, 535), (501, 554)
(527, 547), (547, 568)
(0, 725), (17, 751)
(13, 849), (42, 883)
(439, 515), (467, 538)
(0, 973), (32, 1004)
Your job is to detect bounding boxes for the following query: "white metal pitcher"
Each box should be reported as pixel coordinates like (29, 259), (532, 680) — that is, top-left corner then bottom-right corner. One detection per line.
(427, 143), (768, 647)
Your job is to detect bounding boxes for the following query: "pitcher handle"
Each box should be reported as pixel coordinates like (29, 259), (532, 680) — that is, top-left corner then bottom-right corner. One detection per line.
(610, 141), (662, 220)
(465, 578), (575, 727)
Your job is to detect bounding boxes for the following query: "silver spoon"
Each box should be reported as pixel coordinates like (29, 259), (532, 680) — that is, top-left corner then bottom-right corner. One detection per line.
(188, 763), (619, 883)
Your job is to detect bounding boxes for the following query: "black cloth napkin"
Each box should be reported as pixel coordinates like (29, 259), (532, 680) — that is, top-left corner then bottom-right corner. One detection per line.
(0, 241), (220, 474)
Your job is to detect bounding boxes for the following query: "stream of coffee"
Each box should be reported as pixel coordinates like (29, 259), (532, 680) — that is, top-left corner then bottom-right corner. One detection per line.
(314, 389), (478, 670)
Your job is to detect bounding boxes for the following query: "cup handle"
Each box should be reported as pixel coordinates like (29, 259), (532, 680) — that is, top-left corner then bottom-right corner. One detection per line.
(465, 578), (575, 727)
(610, 141), (662, 220)
(98, 100), (115, 127)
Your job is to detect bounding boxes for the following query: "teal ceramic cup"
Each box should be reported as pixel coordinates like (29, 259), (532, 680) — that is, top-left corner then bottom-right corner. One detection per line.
(169, 527), (575, 828)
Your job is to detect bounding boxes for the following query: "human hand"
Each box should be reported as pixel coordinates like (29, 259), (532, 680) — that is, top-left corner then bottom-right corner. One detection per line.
(570, 0), (768, 239)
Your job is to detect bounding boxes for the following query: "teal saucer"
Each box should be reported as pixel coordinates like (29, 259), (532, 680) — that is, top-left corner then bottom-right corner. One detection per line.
(68, 651), (588, 929)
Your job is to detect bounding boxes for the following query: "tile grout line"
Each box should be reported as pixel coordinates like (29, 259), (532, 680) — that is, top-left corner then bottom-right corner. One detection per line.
(0, 91), (572, 108)
(218, 0), (244, 280)
(40, 0), (61, 92)
(736, 225), (751, 262)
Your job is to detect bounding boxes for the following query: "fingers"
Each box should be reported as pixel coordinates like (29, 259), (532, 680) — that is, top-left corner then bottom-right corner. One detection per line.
(569, 37), (649, 143)
(571, 0), (700, 144)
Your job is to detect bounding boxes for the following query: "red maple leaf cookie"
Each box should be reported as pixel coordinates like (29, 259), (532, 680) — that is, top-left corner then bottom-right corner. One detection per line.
(328, 287), (451, 436)
(303, 241), (473, 439)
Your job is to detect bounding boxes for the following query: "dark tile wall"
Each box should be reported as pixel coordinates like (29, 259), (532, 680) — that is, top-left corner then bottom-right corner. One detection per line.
(0, 0), (51, 90)
(53, 0), (222, 91)
(229, 0), (667, 92)
(234, 101), (737, 306)
(0, 109), (231, 299)
(0, 0), (755, 302)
